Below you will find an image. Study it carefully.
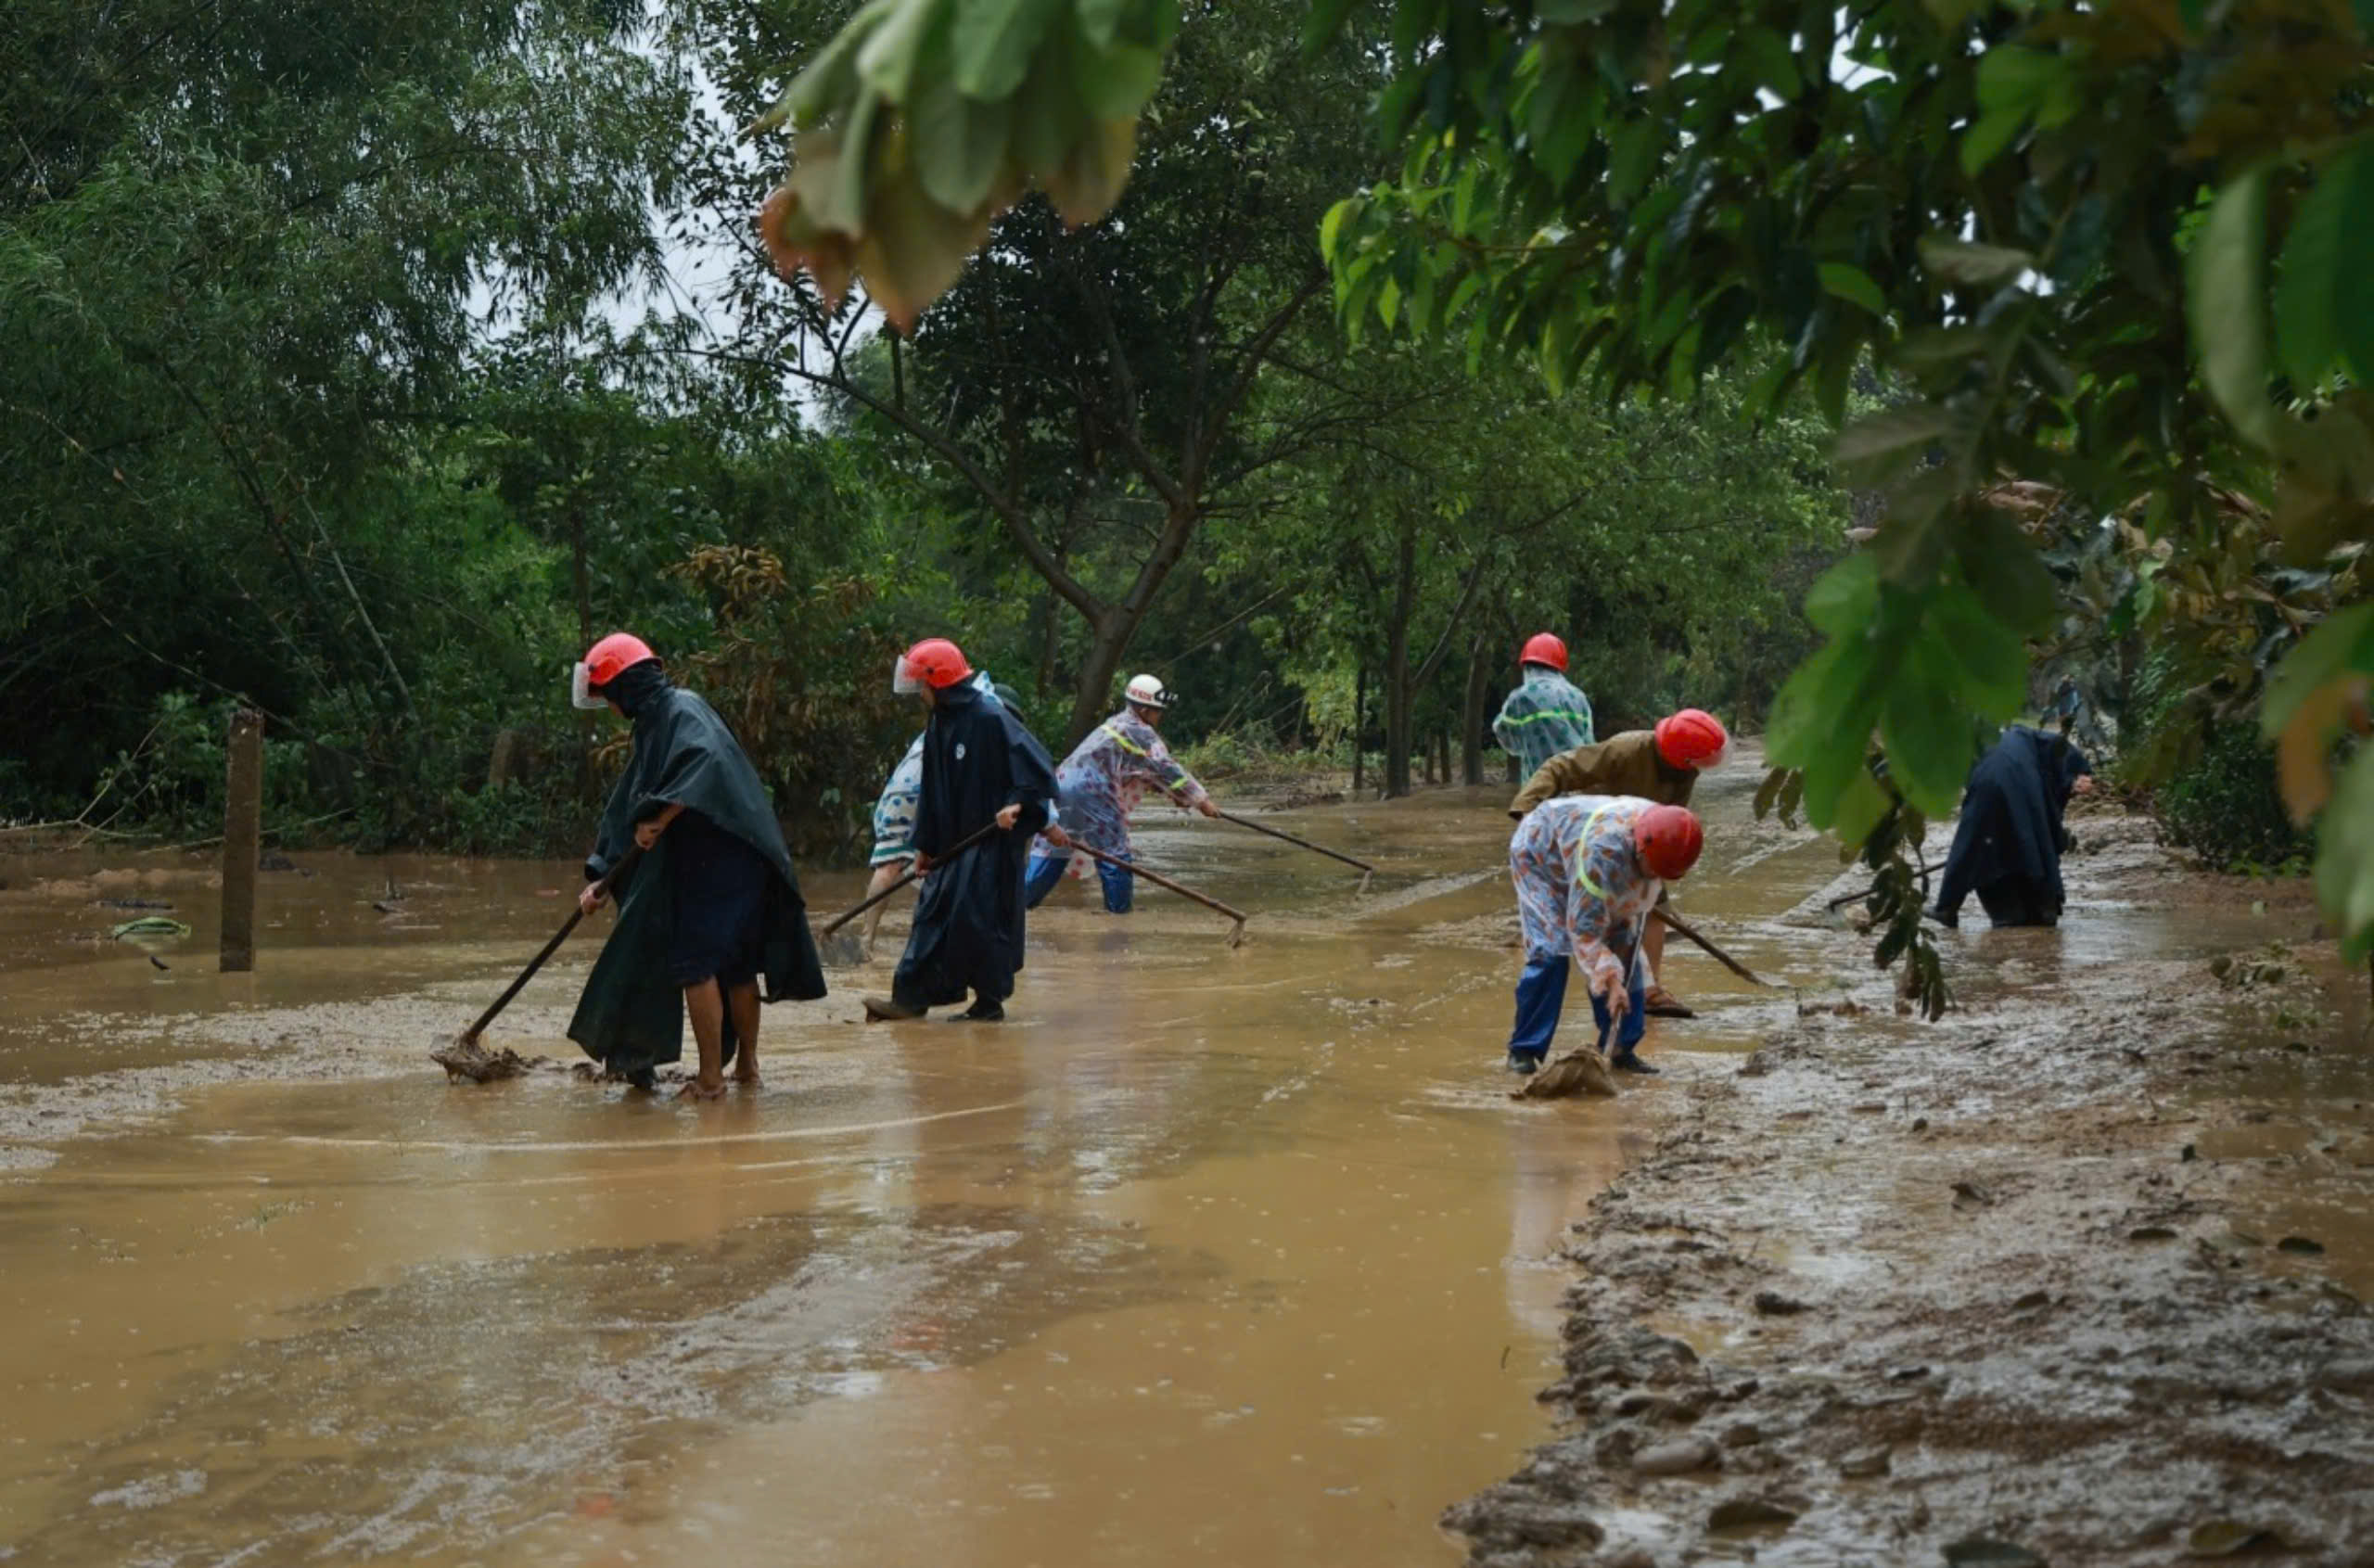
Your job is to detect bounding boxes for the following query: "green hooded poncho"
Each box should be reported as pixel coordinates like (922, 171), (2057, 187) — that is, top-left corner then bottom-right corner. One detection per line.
(568, 661), (826, 1077)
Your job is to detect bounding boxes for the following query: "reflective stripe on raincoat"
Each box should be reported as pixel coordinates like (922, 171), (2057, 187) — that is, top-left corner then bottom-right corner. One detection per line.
(1508, 794), (1660, 998)
(1492, 668), (1595, 776)
(1032, 708), (1209, 864)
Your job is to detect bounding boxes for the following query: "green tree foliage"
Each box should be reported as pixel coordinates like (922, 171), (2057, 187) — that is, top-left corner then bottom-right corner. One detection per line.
(1, 0), (691, 829)
(768, 0), (2374, 959)
(709, 0), (1393, 746)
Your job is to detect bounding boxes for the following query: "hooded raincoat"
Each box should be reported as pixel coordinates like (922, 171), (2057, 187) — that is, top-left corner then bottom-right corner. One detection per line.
(567, 662), (825, 1077)
(1493, 668), (1596, 777)
(870, 674), (1007, 867)
(1933, 726), (2093, 928)
(890, 681), (1059, 1010)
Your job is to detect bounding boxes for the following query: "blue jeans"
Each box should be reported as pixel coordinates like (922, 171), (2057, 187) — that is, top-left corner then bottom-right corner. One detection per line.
(1508, 952), (1646, 1062)
(1024, 848), (1134, 913)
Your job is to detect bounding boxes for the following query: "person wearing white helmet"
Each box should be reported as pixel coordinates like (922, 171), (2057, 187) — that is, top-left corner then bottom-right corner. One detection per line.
(1025, 673), (1220, 913)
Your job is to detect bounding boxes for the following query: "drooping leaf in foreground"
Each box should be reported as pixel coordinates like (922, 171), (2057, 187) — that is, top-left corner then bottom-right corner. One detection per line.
(753, 0), (1179, 330)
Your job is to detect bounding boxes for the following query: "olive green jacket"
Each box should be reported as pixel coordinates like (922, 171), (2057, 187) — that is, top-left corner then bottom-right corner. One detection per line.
(1508, 730), (1697, 820)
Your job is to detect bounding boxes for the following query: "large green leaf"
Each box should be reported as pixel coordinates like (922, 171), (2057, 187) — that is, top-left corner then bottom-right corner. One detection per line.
(858, 0), (949, 101)
(1073, 35), (1164, 120)
(1928, 580), (2028, 717)
(1834, 403), (1953, 482)
(2315, 744), (2374, 962)
(1919, 236), (2035, 286)
(952, 0), (1064, 100)
(1883, 630), (1978, 816)
(2189, 165), (2280, 449)
(2261, 603), (2374, 736)
(1956, 506), (2058, 637)
(2274, 142), (2374, 391)
(1819, 261), (1887, 317)
(908, 71), (1013, 213)
(1803, 552), (1879, 636)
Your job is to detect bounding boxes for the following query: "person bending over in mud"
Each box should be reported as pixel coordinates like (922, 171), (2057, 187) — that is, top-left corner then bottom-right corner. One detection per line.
(1930, 725), (2095, 929)
(1023, 673), (1220, 913)
(1508, 708), (1729, 1018)
(1506, 795), (1704, 1077)
(567, 633), (826, 1099)
(865, 637), (1059, 1025)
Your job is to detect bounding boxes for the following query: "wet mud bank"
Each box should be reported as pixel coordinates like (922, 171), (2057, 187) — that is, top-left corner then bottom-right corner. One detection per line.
(1450, 812), (2374, 1566)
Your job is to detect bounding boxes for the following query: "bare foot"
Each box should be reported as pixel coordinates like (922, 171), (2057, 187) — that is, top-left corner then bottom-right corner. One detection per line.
(732, 1068), (762, 1089)
(677, 1077), (727, 1102)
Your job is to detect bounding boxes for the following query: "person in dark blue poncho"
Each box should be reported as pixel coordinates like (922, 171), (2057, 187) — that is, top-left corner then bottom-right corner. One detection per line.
(864, 637), (1059, 1024)
(566, 633), (826, 1097)
(1931, 725), (2095, 929)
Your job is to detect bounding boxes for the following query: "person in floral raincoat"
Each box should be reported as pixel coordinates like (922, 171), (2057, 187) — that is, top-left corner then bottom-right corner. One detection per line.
(1505, 794), (1704, 1077)
(1025, 674), (1219, 913)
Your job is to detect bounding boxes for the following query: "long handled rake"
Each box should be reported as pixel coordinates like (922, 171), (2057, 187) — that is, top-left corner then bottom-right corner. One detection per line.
(1070, 842), (1249, 948)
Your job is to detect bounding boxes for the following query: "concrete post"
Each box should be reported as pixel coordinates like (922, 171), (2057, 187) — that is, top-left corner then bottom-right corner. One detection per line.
(220, 709), (262, 973)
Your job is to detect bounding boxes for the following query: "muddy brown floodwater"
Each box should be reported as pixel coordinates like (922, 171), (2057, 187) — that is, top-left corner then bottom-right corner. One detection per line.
(0, 764), (1825, 1568)
(8, 759), (2372, 1568)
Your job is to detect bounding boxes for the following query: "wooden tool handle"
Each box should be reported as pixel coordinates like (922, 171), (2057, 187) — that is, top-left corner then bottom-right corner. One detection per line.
(461, 847), (640, 1043)
(1215, 809), (1375, 874)
(816, 821), (1001, 936)
(1070, 843), (1248, 924)
(1650, 903), (1769, 988)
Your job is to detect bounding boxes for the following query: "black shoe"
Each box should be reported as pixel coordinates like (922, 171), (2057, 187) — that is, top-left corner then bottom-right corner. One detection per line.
(623, 1067), (657, 1091)
(863, 995), (925, 1022)
(957, 999), (1005, 1023)
(1610, 1052), (1661, 1075)
(1505, 1052), (1541, 1076)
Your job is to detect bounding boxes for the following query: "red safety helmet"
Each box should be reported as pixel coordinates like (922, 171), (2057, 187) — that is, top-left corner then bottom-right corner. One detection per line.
(1633, 805), (1704, 881)
(1518, 632), (1568, 671)
(572, 632), (658, 709)
(894, 637), (974, 693)
(1654, 708), (1731, 771)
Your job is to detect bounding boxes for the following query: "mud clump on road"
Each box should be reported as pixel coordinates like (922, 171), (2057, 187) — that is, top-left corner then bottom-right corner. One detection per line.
(1448, 809), (2374, 1566)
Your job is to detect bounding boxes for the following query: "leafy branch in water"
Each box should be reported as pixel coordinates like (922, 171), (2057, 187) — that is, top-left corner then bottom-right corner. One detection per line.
(1757, 759), (1948, 1021)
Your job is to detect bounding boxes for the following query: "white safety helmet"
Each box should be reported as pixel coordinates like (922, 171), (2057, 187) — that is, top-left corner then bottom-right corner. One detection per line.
(1125, 673), (1172, 709)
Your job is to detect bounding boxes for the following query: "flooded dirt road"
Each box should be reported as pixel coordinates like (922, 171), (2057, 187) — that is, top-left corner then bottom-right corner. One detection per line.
(0, 769), (1834, 1566)
(1449, 809), (2374, 1566)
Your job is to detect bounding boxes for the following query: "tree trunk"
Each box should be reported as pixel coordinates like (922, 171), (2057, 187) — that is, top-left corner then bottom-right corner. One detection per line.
(1352, 663), (1367, 796)
(1037, 586), (1061, 700)
(1066, 607), (1134, 750)
(1059, 504), (1200, 748)
(1383, 521), (1417, 798)
(1436, 731), (1450, 785)
(571, 500), (596, 801)
(1461, 631), (1488, 785)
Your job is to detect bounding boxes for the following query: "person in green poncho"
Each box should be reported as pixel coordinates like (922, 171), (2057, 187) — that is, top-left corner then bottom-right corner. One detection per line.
(566, 633), (827, 1099)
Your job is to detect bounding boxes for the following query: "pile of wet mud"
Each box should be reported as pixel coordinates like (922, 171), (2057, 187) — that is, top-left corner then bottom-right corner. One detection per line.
(1449, 809), (2374, 1566)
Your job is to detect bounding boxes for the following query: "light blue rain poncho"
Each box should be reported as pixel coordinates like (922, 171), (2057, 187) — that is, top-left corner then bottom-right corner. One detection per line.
(1493, 667), (1595, 777)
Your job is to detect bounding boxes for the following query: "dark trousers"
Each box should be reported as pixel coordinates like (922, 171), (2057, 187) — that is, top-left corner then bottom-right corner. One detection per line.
(1508, 952), (1646, 1062)
(1976, 875), (2059, 928)
(1023, 848), (1134, 913)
